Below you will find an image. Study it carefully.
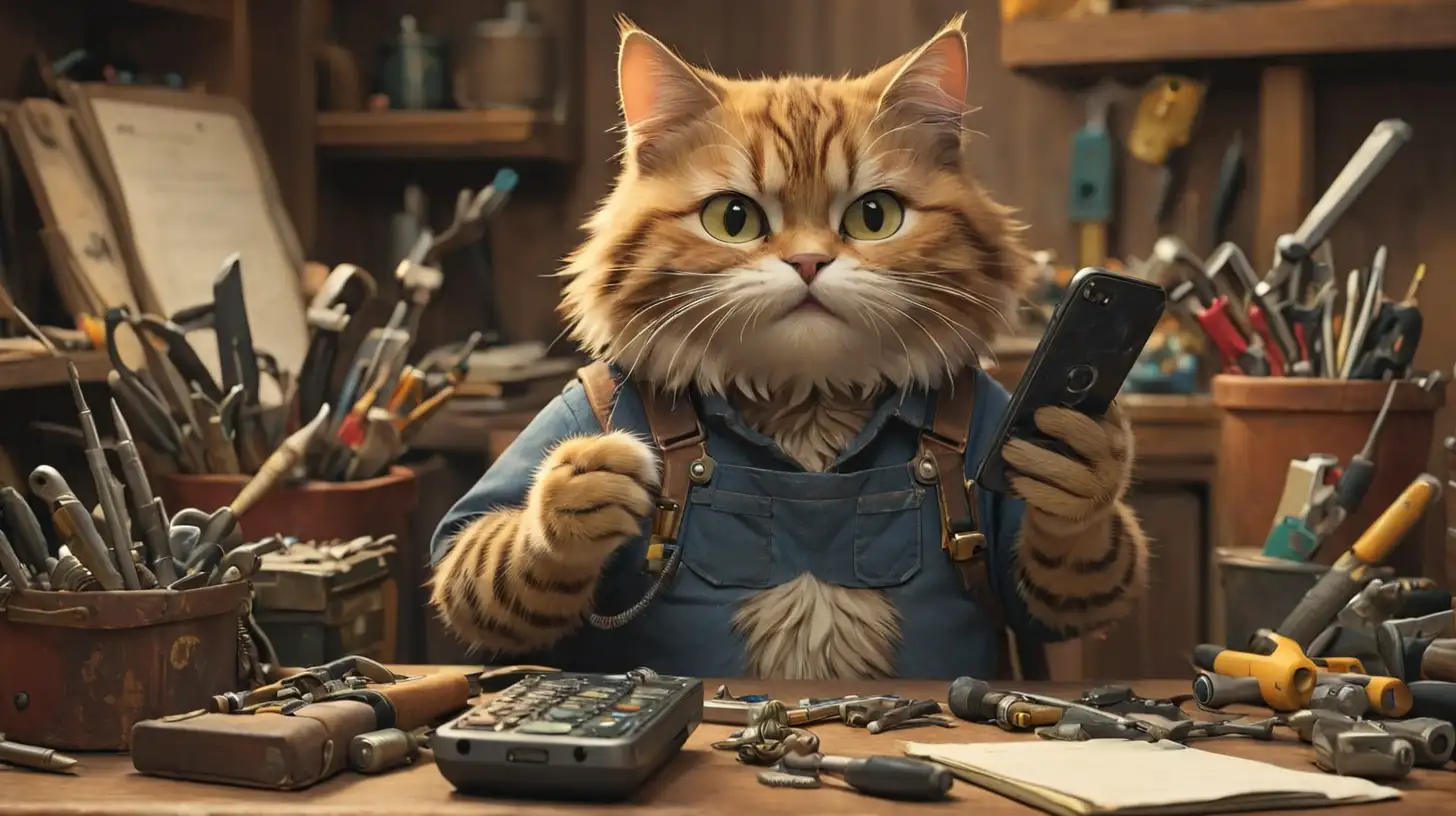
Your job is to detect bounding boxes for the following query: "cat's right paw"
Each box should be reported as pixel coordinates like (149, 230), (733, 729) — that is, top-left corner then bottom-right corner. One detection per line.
(528, 431), (660, 552)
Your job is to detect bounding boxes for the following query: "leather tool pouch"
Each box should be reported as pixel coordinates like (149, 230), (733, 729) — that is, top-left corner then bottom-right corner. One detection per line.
(130, 700), (376, 790)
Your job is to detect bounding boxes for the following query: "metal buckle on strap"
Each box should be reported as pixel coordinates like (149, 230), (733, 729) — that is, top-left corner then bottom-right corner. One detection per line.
(658, 426), (705, 452)
(948, 530), (987, 563)
(645, 500), (682, 575)
(922, 428), (967, 454)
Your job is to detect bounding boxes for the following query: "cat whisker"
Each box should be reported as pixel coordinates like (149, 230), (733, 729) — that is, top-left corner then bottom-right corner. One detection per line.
(875, 291), (958, 385)
(882, 272), (1014, 331)
(663, 298), (741, 388)
(899, 293), (994, 365)
(622, 292), (723, 381)
(615, 283), (723, 342)
(617, 291), (721, 375)
(858, 301), (913, 388)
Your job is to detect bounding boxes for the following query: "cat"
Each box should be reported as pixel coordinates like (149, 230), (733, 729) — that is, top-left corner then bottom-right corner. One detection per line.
(430, 15), (1149, 679)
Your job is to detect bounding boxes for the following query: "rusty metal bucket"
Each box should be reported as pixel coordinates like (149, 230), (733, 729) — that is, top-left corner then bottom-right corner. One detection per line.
(0, 582), (249, 751)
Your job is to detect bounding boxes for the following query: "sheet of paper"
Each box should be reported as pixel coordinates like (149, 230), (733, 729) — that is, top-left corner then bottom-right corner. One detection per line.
(87, 97), (308, 405)
(904, 740), (1400, 815)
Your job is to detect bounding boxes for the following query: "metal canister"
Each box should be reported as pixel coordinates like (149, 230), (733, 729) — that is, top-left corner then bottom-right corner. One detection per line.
(349, 728), (420, 774)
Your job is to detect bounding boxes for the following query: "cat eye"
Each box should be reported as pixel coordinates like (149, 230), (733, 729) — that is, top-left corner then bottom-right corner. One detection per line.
(840, 191), (905, 241)
(700, 193), (767, 244)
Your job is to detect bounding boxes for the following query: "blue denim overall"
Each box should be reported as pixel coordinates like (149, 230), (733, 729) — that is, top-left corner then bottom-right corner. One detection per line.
(432, 366), (1062, 680)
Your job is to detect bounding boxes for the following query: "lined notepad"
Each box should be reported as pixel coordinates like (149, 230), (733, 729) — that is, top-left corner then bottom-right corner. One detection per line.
(903, 740), (1400, 815)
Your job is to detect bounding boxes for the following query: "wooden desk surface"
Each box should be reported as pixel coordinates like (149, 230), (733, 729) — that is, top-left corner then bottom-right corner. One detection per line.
(5, 675), (1454, 816)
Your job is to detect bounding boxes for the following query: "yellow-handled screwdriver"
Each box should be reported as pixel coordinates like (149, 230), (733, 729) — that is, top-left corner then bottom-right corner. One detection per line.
(1276, 474), (1442, 649)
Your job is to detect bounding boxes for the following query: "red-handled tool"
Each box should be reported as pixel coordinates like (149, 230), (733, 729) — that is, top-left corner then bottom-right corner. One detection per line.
(1193, 297), (1269, 376)
(1247, 305), (1288, 376)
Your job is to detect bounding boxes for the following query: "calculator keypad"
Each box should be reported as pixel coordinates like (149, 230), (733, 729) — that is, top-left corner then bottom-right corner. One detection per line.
(453, 671), (688, 739)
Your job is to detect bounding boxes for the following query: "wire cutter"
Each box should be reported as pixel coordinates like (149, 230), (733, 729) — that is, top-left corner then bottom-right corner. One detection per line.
(1189, 296), (1270, 376)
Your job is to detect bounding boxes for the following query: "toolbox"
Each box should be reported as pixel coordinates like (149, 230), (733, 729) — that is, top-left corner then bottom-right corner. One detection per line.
(0, 581), (250, 751)
(251, 537), (397, 666)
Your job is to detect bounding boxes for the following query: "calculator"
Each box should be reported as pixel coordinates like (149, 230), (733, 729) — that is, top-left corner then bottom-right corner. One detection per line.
(431, 668), (703, 801)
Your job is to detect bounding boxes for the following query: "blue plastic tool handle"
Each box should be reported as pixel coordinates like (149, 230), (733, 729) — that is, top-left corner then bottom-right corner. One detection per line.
(1068, 126), (1113, 223)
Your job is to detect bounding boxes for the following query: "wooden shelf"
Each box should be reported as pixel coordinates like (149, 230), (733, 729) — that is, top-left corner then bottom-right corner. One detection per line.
(315, 110), (574, 161)
(1002, 0), (1456, 69)
(126, 0), (234, 23)
(0, 351), (111, 392)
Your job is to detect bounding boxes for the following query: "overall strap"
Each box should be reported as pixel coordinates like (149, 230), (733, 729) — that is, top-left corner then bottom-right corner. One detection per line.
(576, 363), (709, 573)
(918, 370), (1003, 627)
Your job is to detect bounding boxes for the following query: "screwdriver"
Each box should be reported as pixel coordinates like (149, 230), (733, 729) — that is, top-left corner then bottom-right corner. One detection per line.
(1402, 263), (1426, 306)
(780, 753), (953, 801)
(1333, 379), (1398, 518)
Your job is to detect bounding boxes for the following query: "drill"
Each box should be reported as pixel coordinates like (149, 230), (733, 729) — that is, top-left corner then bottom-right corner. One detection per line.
(1192, 632), (1316, 711)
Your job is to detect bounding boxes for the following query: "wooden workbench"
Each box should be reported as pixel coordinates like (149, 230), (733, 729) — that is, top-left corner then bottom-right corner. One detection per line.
(5, 676), (1454, 815)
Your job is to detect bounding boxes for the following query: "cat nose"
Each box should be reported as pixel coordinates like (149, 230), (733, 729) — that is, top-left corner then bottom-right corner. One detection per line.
(784, 254), (834, 284)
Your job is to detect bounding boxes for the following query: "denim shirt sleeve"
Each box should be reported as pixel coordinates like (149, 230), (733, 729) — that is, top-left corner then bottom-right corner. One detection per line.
(429, 382), (600, 566)
(964, 369), (1076, 644)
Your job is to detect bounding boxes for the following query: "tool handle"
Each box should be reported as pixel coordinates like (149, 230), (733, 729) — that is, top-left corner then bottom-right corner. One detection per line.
(1195, 299), (1251, 372)
(1398, 587), (1453, 620)
(946, 676), (995, 721)
(1333, 459), (1375, 514)
(1408, 680), (1456, 724)
(1192, 672), (1262, 708)
(1293, 119), (1412, 249)
(0, 531), (33, 590)
(1352, 306), (1422, 380)
(1275, 568), (1364, 649)
(0, 487), (50, 572)
(1197, 719), (1275, 740)
(842, 756), (954, 801)
(1420, 639), (1456, 683)
(1350, 474), (1441, 564)
(1245, 306), (1288, 376)
(370, 671), (474, 730)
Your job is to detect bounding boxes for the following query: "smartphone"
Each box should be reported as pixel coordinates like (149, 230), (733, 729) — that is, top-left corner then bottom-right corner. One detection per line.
(975, 268), (1167, 494)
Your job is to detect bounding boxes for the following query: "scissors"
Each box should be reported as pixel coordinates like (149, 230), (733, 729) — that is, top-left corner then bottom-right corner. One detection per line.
(131, 313), (224, 402)
(105, 309), (186, 451)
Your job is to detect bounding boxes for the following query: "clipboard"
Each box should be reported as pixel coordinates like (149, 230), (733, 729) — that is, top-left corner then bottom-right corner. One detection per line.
(4, 98), (144, 366)
(61, 82), (309, 405)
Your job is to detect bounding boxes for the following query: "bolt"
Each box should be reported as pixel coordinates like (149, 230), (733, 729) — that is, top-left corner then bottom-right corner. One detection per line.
(14, 691), (29, 711)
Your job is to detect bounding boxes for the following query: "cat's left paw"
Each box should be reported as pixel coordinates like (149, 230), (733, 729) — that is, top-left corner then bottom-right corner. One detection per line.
(1001, 401), (1132, 535)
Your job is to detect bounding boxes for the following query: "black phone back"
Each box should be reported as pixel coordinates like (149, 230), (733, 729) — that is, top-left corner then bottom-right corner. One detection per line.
(975, 268), (1166, 494)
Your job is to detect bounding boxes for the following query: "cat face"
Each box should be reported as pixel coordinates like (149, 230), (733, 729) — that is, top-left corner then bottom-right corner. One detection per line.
(562, 16), (1030, 396)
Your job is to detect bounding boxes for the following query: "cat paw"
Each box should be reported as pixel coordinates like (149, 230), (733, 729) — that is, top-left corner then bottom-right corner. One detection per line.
(527, 431), (660, 552)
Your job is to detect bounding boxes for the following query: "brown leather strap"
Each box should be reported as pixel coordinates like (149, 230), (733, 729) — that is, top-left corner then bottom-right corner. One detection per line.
(576, 362), (618, 432)
(575, 363), (706, 547)
(638, 388), (707, 541)
(919, 371), (1004, 628)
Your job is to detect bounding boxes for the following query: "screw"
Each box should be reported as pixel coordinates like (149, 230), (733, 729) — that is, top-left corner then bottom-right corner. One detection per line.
(14, 691), (29, 711)
(917, 457), (938, 482)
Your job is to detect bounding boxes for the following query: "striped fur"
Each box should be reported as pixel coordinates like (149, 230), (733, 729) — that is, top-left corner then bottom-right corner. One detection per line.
(433, 17), (1151, 667)
(1003, 402), (1151, 631)
(431, 431), (659, 654)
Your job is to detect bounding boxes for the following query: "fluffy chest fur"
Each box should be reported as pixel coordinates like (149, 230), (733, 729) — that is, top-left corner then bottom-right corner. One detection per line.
(732, 389), (875, 472)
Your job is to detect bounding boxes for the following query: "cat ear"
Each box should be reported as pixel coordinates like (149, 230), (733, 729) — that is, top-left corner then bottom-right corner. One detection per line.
(875, 16), (969, 128)
(617, 21), (720, 138)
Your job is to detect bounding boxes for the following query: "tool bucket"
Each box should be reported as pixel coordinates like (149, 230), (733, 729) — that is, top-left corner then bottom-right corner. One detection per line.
(1216, 548), (1329, 650)
(1211, 375), (1446, 579)
(158, 467), (419, 661)
(0, 581), (250, 750)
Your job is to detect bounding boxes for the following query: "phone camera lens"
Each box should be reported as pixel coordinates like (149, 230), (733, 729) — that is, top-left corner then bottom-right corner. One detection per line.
(1066, 364), (1097, 394)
